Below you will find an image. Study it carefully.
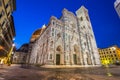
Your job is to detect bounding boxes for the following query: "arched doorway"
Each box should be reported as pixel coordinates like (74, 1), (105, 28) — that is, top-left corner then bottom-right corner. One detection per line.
(73, 45), (79, 65)
(56, 45), (62, 65)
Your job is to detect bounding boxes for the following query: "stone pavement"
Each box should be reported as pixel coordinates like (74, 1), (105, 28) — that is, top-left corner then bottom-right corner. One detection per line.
(0, 64), (120, 80)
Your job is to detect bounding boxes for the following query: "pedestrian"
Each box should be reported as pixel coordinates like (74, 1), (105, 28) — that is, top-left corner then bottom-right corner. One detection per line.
(0, 59), (4, 68)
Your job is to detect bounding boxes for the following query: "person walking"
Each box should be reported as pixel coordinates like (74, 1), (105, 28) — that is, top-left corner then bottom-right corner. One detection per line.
(0, 59), (4, 68)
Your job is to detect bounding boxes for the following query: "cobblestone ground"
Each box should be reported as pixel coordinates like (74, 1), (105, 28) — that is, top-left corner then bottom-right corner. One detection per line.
(0, 64), (120, 80)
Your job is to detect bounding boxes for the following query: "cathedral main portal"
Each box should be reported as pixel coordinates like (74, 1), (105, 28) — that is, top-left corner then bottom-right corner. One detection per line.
(56, 45), (63, 65)
(56, 54), (60, 65)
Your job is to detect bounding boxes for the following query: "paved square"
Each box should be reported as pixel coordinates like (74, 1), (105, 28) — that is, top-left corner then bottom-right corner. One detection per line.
(0, 64), (120, 80)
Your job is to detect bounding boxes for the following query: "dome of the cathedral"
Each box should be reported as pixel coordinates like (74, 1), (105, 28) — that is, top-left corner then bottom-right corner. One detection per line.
(30, 25), (46, 42)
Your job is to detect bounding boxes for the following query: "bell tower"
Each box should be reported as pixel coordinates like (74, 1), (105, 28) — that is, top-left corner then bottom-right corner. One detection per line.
(76, 6), (101, 66)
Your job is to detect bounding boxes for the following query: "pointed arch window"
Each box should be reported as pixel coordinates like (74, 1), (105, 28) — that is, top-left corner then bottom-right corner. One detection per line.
(80, 17), (83, 21)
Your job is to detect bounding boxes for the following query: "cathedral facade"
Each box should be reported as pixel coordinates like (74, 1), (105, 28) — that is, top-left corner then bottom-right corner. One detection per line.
(29, 6), (101, 66)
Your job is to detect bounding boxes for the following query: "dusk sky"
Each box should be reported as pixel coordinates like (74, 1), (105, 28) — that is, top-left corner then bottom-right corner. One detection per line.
(13, 0), (120, 49)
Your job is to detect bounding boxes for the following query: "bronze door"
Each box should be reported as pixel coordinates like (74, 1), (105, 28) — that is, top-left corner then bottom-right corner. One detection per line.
(56, 54), (60, 65)
(73, 54), (77, 64)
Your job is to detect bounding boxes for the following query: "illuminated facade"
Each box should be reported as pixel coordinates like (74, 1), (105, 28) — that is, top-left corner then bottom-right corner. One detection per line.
(26, 27), (46, 64)
(114, 0), (120, 18)
(0, 0), (16, 63)
(116, 47), (120, 60)
(29, 6), (101, 67)
(98, 45), (120, 65)
(13, 44), (28, 64)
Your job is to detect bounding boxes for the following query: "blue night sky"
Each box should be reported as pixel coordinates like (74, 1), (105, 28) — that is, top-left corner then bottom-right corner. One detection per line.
(13, 0), (120, 49)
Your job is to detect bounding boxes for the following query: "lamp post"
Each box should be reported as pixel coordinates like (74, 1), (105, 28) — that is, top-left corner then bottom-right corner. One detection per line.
(7, 43), (15, 66)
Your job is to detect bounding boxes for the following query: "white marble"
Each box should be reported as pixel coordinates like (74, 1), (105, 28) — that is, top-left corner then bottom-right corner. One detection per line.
(29, 6), (101, 67)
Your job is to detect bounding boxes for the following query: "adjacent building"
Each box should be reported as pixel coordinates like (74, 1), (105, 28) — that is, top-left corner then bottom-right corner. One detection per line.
(29, 6), (101, 67)
(114, 0), (120, 18)
(0, 0), (16, 63)
(13, 43), (28, 64)
(98, 45), (120, 65)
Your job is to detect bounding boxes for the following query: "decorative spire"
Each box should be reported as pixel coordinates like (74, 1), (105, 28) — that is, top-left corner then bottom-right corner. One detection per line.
(42, 24), (46, 29)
